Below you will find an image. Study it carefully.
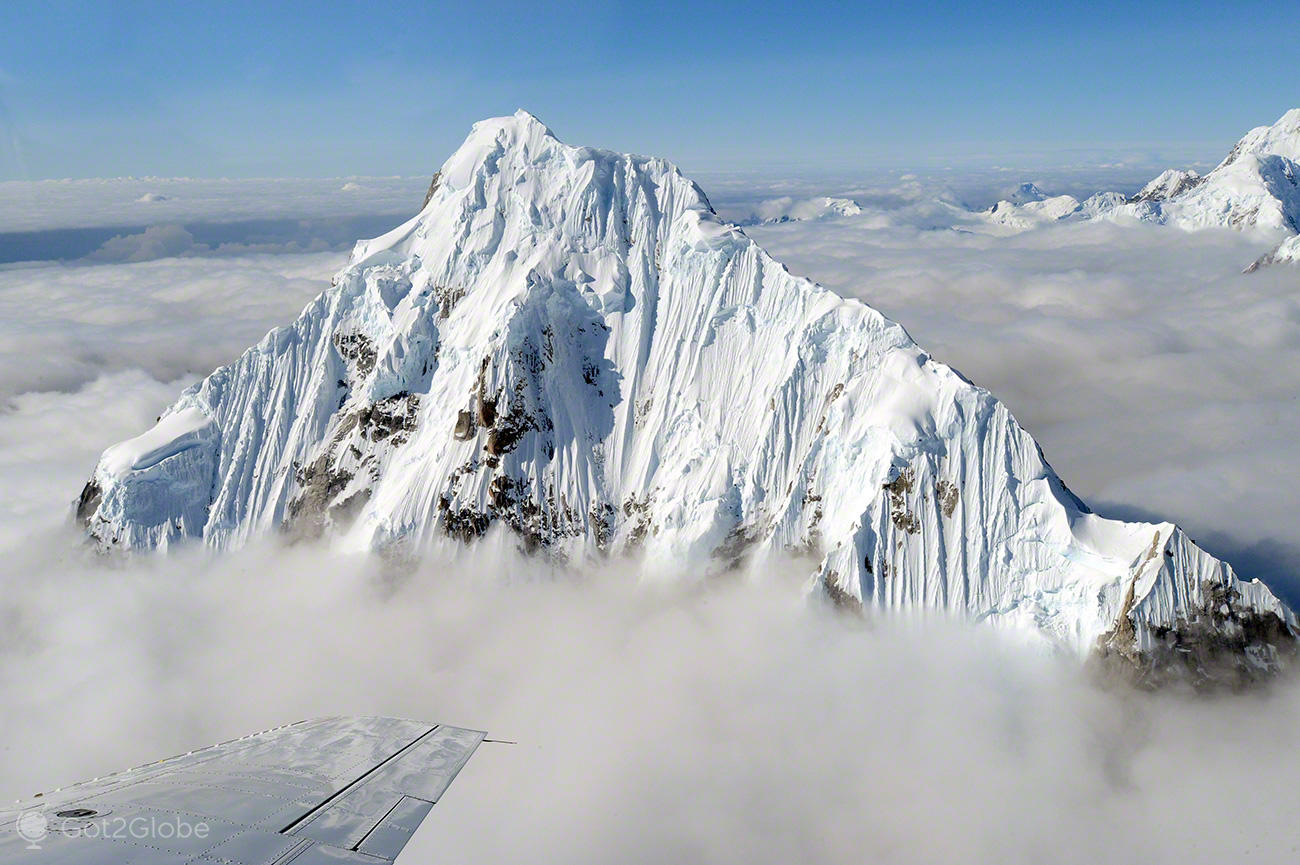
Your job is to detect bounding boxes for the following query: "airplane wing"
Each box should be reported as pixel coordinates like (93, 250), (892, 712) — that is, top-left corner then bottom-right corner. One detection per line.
(0, 716), (485, 863)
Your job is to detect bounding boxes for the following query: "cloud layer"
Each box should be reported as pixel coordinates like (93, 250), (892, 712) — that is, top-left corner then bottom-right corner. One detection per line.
(0, 251), (342, 400)
(0, 176), (428, 234)
(0, 177), (1298, 864)
(2, 533), (1299, 865)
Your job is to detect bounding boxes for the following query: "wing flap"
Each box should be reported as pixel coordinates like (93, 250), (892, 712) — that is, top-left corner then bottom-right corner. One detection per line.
(285, 725), (485, 854)
(355, 797), (433, 860)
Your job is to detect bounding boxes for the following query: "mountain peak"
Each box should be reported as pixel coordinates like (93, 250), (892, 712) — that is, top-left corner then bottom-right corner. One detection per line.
(78, 114), (1298, 685)
(431, 109), (563, 191)
(1005, 182), (1047, 204)
(1099, 109), (1300, 235)
(494, 108), (558, 140)
(1216, 107), (1300, 170)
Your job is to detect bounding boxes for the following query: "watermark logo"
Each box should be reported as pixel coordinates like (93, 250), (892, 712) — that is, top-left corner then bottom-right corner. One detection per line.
(14, 810), (47, 850)
(13, 808), (209, 851)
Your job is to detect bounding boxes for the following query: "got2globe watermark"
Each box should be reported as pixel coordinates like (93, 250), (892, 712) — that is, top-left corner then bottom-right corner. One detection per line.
(14, 808), (209, 850)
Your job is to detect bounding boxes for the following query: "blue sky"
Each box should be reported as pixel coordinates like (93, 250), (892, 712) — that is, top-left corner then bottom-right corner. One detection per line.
(1, 0), (1296, 180)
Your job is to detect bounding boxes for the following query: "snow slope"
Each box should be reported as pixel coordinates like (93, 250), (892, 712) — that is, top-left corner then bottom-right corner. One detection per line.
(986, 193), (1082, 229)
(79, 111), (1296, 682)
(1130, 168), (1203, 203)
(744, 196), (863, 224)
(1111, 109), (1300, 234)
(1245, 233), (1300, 272)
(978, 110), (1300, 248)
(980, 184), (1126, 233)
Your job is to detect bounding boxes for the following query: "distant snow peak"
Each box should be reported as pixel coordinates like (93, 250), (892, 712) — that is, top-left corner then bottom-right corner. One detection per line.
(750, 196), (862, 224)
(1002, 181), (1048, 205)
(986, 191), (1082, 229)
(1129, 168), (1202, 203)
(1105, 108), (1300, 235)
(79, 110), (1297, 685)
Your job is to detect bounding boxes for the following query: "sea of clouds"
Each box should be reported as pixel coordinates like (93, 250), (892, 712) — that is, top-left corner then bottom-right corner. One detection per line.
(1, 174), (1298, 864)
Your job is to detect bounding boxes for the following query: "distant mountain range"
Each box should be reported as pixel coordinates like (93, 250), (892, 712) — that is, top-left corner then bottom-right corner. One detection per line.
(988, 109), (1300, 267)
(747, 109), (1300, 271)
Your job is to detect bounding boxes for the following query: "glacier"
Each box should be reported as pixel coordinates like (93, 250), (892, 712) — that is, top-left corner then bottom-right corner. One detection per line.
(78, 110), (1297, 683)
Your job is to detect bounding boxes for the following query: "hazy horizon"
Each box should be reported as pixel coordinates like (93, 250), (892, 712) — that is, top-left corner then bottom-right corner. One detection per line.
(3, 2), (1298, 181)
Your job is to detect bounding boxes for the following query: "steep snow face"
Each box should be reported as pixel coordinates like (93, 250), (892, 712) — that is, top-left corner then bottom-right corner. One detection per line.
(1216, 108), (1300, 168)
(1130, 168), (1202, 203)
(1147, 153), (1299, 232)
(80, 111), (1296, 679)
(1107, 109), (1300, 234)
(1245, 233), (1300, 272)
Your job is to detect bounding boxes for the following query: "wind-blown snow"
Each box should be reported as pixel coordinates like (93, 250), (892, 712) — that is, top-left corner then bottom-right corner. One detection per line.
(79, 111), (1297, 675)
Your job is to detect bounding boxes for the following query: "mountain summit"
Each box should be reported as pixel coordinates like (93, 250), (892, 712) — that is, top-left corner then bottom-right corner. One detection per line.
(1124, 107), (1300, 234)
(78, 110), (1296, 683)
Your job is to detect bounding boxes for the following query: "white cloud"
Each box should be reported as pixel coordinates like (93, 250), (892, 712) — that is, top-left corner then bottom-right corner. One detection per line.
(0, 250), (343, 400)
(0, 532), (1297, 864)
(0, 370), (182, 549)
(0, 175), (1298, 864)
(87, 223), (197, 262)
(0, 176), (428, 233)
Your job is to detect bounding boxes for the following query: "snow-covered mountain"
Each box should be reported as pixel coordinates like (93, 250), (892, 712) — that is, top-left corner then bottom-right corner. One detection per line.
(981, 186), (1125, 232)
(986, 192), (1083, 229)
(742, 196), (863, 225)
(1129, 168), (1203, 204)
(77, 111), (1296, 683)
(980, 182), (1084, 231)
(976, 110), (1300, 269)
(1115, 109), (1300, 235)
(1002, 182), (1048, 205)
(1246, 232), (1300, 272)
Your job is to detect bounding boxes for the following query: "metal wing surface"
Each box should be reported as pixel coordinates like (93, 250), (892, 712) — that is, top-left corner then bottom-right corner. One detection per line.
(0, 716), (485, 864)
